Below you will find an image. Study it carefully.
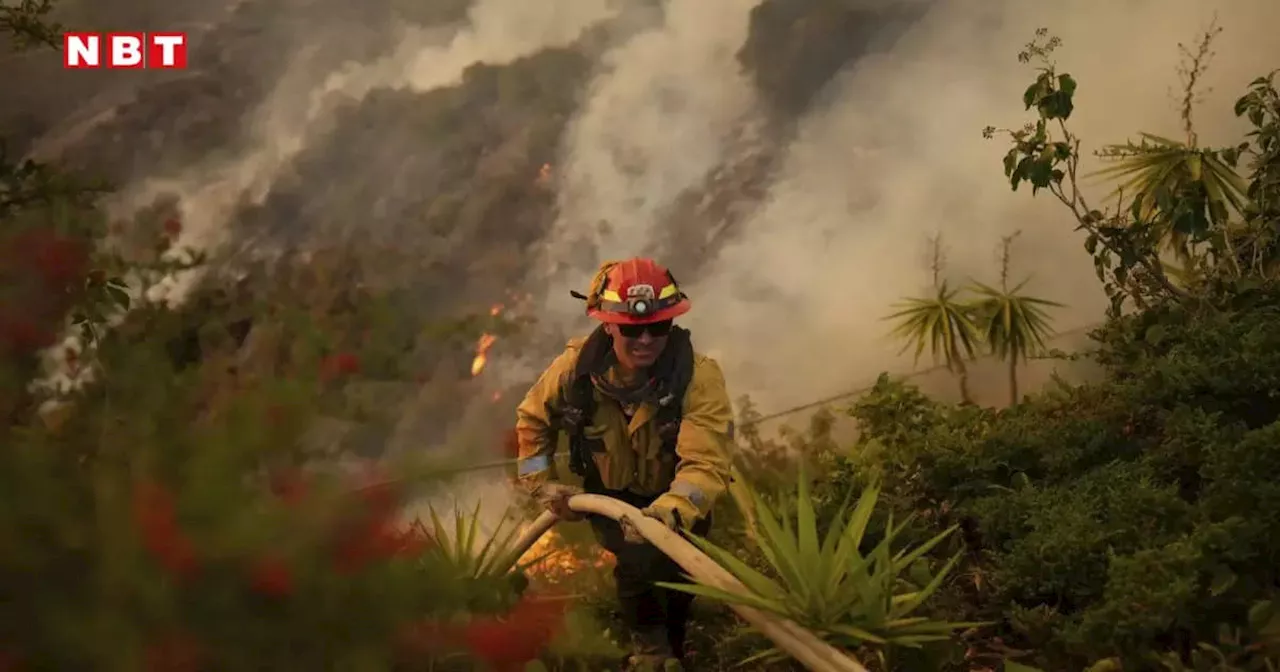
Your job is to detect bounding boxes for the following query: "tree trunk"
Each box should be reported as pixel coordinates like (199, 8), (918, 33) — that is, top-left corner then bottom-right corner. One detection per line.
(1008, 357), (1019, 406)
(953, 353), (973, 405)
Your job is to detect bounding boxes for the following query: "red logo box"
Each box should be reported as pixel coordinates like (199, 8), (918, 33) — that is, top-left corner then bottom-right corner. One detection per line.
(62, 32), (188, 69)
(105, 32), (146, 69)
(147, 32), (188, 69)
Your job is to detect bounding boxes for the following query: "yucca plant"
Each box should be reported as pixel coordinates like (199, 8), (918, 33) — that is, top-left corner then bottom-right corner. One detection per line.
(418, 501), (551, 590)
(885, 280), (981, 404)
(659, 469), (982, 664)
(970, 278), (1060, 405)
(968, 232), (1062, 405)
(405, 502), (622, 669)
(885, 233), (981, 404)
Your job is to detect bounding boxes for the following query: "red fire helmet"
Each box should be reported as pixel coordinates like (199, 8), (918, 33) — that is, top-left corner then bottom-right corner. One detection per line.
(583, 258), (691, 325)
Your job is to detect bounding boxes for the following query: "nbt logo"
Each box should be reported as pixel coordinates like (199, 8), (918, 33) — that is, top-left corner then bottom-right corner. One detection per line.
(62, 32), (189, 69)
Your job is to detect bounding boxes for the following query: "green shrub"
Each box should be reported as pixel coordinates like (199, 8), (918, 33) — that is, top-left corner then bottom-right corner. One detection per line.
(826, 282), (1280, 668)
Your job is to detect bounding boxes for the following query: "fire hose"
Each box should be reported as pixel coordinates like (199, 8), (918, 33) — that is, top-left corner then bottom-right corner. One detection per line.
(508, 493), (869, 672)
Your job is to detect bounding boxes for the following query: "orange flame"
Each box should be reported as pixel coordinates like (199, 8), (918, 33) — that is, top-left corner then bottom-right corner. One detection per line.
(471, 333), (498, 376)
(470, 304), (505, 376)
(536, 163), (552, 185)
(518, 529), (613, 584)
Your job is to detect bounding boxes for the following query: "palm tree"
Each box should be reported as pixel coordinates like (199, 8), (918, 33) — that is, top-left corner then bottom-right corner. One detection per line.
(968, 233), (1062, 405)
(885, 236), (980, 404)
(886, 282), (980, 404)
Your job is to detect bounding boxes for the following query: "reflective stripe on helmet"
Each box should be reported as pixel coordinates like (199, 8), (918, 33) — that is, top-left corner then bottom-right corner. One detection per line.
(596, 283), (682, 316)
(604, 284), (675, 303)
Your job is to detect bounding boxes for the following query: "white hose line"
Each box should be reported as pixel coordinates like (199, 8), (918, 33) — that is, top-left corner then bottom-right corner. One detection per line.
(508, 493), (869, 672)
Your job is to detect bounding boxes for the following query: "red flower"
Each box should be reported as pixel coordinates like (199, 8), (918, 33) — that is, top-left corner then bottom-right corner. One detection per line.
(462, 595), (570, 671)
(0, 228), (89, 357)
(0, 313), (55, 354)
(397, 522), (435, 557)
(248, 555), (294, 597)
(329, 475), (436, 572)
(14, 228), (90, 291)
(267, 468), (308, 506)
(333, 479), (395, 572)
(163, 218), (182, 237)
(356, 477), (400, 519)
(333, 517), (419, 573)
(143, 631), (201, 672)
(131, 481), (199, 579)
(319, 352), (360, 381)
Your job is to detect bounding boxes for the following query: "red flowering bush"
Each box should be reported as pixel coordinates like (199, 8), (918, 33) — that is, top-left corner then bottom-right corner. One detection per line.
(0, 121), (562, 664)
(462, 594), (574, 671)
(132, 480), (201, 579)
(319, 351), (361, 382)
(0, 220), (606, 669)
(0, 226), (90, 356)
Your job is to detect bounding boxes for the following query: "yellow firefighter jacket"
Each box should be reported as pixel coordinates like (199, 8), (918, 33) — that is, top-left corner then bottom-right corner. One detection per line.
(514, 336), (734, 527)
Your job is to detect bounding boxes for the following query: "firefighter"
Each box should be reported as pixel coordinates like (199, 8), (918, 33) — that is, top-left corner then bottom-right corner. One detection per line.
(514, 258), (734, 670)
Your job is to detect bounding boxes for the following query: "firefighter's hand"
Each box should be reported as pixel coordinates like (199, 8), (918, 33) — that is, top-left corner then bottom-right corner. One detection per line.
(620, 505), (681, 544)
(642, 504), (681, 531)
(531, 482), (585, 522)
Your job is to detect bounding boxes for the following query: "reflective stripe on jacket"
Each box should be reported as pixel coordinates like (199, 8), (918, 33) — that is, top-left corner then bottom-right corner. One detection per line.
(514, 337), (733, 526)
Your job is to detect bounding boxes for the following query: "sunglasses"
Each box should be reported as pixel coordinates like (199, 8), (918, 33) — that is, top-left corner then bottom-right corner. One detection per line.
(617, 320), (673, 339)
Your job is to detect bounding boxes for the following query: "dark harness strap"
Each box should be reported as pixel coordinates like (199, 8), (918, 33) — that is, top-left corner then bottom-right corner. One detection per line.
(559, 325), (695, 491)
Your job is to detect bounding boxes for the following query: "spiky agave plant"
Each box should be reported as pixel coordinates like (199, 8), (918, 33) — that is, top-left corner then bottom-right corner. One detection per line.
(659, 469), (982, 664)
(418, 501), (551, 588)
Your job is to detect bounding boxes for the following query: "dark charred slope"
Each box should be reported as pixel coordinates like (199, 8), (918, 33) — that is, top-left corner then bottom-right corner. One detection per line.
(219, 48), (592, 448)
(232, 47), (591, 314)
(739, 0), (931, 118)
(651, 0), (929, 279)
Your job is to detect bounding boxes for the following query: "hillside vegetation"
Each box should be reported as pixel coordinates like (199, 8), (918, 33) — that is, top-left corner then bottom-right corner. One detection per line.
(2, 1), (1280, 670)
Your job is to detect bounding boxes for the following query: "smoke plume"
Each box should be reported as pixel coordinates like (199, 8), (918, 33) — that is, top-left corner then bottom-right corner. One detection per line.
(544, 0), (1280, 415)
(538, 0), (764, 326)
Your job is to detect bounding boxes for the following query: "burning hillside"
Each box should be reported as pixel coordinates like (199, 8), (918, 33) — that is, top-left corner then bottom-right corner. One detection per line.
(4, 0), (940, 448)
